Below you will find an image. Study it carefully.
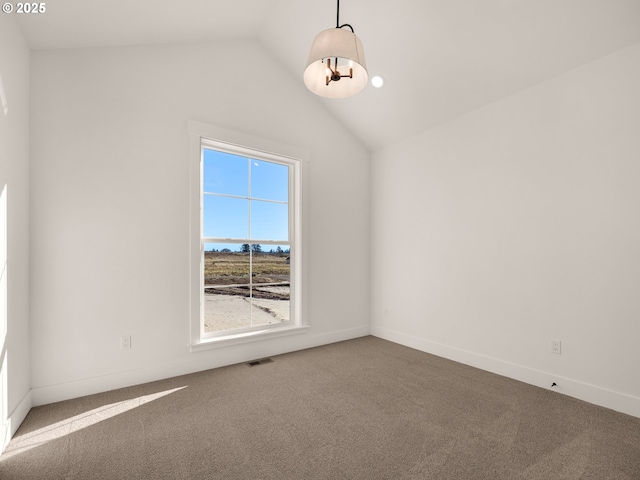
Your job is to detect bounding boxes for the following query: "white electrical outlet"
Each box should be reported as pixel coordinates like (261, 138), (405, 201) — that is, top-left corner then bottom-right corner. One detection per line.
(550, 339), (561, 354)
(121, 335), (131, 350)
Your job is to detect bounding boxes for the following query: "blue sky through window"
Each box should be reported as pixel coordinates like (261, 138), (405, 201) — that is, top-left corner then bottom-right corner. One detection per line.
(203, 148), (289, 251)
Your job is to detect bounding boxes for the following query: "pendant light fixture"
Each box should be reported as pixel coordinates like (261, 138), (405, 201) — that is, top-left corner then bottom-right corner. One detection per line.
(304, 0), (368, 98)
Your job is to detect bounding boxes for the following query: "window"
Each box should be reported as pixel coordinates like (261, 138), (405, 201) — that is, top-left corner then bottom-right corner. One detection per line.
(189, 122), (305, 348)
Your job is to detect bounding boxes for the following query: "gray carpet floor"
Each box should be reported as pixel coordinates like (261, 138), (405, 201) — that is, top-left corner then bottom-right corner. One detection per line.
(1, 336), (639, 479)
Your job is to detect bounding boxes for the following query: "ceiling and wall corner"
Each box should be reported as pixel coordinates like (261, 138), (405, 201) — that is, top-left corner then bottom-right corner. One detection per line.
(15, 0), (640, 152)
(259, 0), (640, 150)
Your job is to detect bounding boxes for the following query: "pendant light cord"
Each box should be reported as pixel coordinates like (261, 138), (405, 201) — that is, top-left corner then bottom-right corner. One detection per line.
(336, 0), (354, 32)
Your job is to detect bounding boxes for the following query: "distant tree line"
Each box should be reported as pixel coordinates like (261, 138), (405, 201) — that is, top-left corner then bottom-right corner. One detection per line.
(205, 244), (290, 254)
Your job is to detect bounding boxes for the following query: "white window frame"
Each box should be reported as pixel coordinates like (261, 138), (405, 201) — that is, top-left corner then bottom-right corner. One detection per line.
(188, 121), (307, 351)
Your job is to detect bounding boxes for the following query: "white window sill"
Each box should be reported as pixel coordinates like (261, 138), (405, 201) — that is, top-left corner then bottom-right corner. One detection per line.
(190, 324), (309, 352)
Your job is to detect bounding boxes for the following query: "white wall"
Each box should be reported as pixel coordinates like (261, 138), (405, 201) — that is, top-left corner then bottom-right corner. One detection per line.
(29, 40), (370, 405)
(0, 14), (32, 451)
(371, 42), (640, 417)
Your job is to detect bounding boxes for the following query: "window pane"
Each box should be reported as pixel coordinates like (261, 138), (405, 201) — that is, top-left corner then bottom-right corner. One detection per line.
(250, 244), (290, 325)
(203, 149), (248, 196)
(251, 160), (288, 202)
(203, 195), (248, 239)
(204, 243), (251, 333)
(250, 200), (288, 241)
(197, 140), (299, 341)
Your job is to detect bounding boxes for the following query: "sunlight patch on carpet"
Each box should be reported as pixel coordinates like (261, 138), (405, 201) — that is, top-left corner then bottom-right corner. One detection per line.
(1, 386), (187, 460)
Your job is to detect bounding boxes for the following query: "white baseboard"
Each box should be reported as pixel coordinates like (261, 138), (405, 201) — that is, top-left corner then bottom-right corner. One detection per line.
(1, 389), (32, 455)
(371, 325), (640, 419)
(31, 325), (370, 407)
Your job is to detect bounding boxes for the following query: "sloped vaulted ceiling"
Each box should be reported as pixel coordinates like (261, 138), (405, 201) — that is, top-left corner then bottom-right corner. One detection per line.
(16, 0), (640, 151)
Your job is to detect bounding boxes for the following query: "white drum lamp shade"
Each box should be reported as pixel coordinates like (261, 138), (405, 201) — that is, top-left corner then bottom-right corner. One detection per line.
(304, 28), (368, 99)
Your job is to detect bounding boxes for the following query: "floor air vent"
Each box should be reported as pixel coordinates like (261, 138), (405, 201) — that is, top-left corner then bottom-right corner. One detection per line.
(246, 358), (274, 367)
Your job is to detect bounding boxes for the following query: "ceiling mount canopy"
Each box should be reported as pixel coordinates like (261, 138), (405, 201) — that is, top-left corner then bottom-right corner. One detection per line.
(304, 0), (368, 99)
